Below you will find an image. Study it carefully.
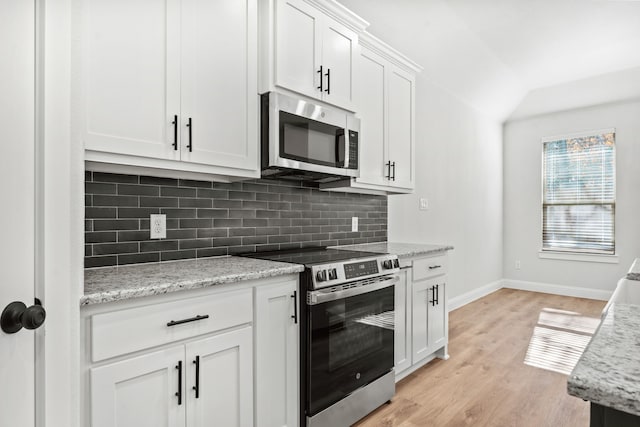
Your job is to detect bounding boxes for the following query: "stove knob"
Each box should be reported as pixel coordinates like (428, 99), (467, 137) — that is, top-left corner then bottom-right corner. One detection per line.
(316, 270), (327, 282)
(382, 260), (394, 269)
(328, 268), (338, 280)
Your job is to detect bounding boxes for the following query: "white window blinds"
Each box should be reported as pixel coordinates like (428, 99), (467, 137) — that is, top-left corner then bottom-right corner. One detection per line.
(542, 130), (615, 254)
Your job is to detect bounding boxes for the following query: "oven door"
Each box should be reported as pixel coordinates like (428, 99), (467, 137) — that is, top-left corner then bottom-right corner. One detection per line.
(306, 278), (396, 417)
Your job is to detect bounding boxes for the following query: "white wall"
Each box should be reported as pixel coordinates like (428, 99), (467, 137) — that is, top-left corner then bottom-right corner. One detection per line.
(389, 78), (504, 301)
(503, 99), (640, 294)
(337, 0), (505, 301)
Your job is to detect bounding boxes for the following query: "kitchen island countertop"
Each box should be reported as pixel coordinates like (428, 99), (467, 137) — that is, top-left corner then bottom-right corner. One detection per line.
(568, 303), (640, 416)
(82, 256), (304, 306)
(627, 258), (640, 281)
(333, 242), (453, 258)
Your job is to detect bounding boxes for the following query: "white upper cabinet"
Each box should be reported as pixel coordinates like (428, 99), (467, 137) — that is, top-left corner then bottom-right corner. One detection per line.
(82, 0), (181, 161)
(386, 66), (415, 190)
(180, 0), (258, 171)
(321, 32), (421, 195)
(263, 0), (367, 112)
(80, 0), (259, 180)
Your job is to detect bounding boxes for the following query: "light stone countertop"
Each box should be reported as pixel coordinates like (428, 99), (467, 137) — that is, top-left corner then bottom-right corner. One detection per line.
(333, 242), (453, 258)
(82, 256), (304, 306)
(567, 303), (640, 416)
(627, 258), (640, 281)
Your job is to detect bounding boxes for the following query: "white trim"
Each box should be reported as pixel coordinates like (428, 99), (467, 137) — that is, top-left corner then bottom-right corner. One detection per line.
(40, 0), (81, 425)
(503, 279), (611, 301)
(448, 280), (503, 312)
(541, 127), (616, 143)
(538, 251), (619, 264)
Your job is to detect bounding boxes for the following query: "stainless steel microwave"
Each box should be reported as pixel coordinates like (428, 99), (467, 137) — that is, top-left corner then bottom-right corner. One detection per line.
(260, 92), (360, 182)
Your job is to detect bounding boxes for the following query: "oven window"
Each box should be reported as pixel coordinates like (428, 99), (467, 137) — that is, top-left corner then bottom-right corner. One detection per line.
(307, 285), (394, 416)
(279, 111), (345, 167)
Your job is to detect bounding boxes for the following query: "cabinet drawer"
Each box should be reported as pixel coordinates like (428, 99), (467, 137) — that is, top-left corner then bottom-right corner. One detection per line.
(91, 288), (252, 362)
(412, 254), (448, 281)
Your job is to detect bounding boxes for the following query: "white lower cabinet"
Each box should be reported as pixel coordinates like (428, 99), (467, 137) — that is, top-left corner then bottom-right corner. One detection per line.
(90, 326), (253, 427)
(411, 278), (447, 364)
(186, 328), (254, 427)
(254, 280), (299, 427)
(91, 346), (186, 427)
(83, 276), (300, 427)
(393, 269), (411, 375)
(394, 253), (449, 380)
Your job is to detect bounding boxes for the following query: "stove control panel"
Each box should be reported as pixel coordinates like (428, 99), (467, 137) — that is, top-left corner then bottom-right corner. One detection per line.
(310, 254), (400, 290)
(344, 260), (379, 279)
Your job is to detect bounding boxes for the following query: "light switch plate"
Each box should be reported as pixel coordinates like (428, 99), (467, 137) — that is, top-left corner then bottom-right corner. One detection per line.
(150, 214), (166, 239)
(351, 216), (358, 232)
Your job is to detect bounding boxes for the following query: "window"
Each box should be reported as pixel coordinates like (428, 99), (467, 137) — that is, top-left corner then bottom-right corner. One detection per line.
(541, 129), (615, 255)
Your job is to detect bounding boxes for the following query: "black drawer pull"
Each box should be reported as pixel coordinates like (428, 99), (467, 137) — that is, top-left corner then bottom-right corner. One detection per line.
(167, 314), (209, 327)
(428, 265), (442, 270)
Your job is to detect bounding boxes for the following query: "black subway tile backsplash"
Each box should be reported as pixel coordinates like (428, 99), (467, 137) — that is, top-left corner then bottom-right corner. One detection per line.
(84, 173), (387, 267)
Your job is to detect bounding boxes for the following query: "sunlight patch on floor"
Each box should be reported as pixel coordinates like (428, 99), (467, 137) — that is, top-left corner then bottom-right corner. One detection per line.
(524, 308), (600, 375)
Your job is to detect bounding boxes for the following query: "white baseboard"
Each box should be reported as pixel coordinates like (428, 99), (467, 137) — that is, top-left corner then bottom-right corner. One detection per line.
(503, 279), (611, 301)
(448, 280), (503, 311)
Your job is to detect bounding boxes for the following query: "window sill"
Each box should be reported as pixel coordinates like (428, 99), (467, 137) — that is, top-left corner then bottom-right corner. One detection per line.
(538, 251), (619, 264)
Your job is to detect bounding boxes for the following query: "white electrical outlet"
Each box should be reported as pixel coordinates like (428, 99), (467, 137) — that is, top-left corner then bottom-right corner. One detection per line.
(351, 216), (358, 232)
(515, 260), (521, 270)
(419, 198), (429, 210)
(150, 214), (166, 239)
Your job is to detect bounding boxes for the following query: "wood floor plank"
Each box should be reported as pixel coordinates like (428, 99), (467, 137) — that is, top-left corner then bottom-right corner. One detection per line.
(355, 289), (605, 427)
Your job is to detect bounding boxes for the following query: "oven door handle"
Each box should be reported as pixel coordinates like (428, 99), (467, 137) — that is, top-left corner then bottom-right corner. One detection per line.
(307, 276), (399, 305)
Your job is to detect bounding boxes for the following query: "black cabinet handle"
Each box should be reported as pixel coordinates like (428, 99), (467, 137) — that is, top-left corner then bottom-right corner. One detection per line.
(291, 291), (298, 324)
(391, 162), (396, 181)
(186, 117), (192, 152)
(325, 68), (330, 94)
(436, 284), (440, 305)
(175, 361), (182, 405)
(192, 356), (200, 399)
(428, 265), (442, 270)
(172, 114), (178, 150)
(317, 66), (323, 92)
(385, 161), (392, 180)
(167, 314), (209, 327)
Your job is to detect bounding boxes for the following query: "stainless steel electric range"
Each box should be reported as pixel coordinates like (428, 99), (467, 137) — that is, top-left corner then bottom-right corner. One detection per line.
(243, 247), (400, 427)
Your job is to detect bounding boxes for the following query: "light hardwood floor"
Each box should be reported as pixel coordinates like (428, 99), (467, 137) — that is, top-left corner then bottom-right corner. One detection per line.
(355, 288), (606, 427)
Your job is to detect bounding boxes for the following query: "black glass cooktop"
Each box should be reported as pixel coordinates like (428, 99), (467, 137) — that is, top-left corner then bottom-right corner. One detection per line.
(241, 247), (382, 266)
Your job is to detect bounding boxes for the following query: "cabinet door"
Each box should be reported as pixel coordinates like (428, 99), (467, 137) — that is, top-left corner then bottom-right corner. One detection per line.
(428, 282), (447, 352)
(90, 346), (186, 427)
(386, 66), (415, 189)
(275, 0), (322, 100)
(321, 17), (358, 111)
(355, 47), (387, 187)
(82, 0), (180, 160)
(394, 269), (411, 375)
(411, 278), (432, 364)
(185, 327), (253, 427)
(255, 280), (299, 427)
(180, 0), (258, 172)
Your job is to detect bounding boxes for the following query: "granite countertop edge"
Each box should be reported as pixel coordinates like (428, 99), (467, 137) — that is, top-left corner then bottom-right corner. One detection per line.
(567, 303), (640, 417)
(332, 242), (454, 258)
(82, 257), (304, 306)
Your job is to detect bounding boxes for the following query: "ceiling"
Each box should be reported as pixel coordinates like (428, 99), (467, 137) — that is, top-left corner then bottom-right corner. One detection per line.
(338, 0), (640, 120)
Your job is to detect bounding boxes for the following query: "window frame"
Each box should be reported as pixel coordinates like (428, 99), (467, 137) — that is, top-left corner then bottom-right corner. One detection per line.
(540, 128), (616, 257)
